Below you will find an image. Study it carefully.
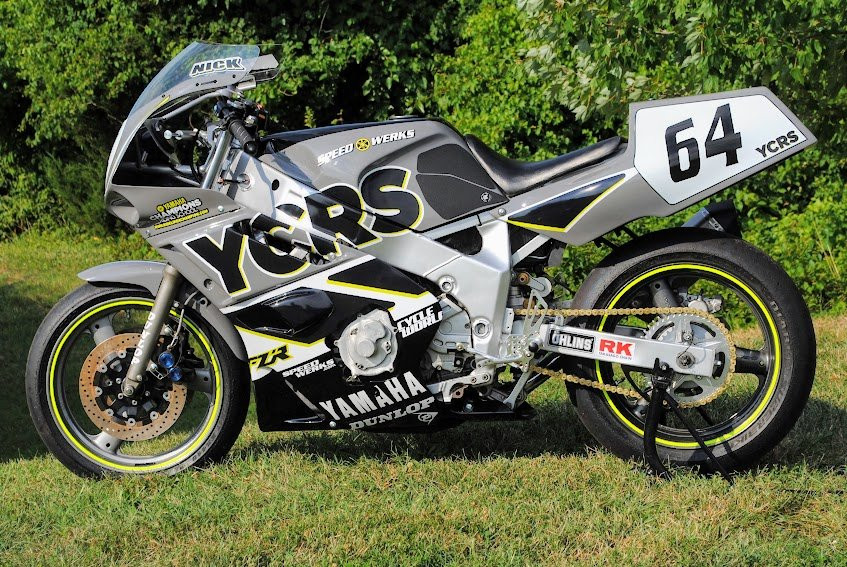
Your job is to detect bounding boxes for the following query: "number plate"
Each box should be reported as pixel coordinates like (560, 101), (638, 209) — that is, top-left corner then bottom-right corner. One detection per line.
(633, 91), (809, 205)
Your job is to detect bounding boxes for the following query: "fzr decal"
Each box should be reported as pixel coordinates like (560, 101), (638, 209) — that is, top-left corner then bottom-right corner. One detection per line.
(598, 338), (634, 360)
(189, 57), (244, 78)
(249, 346), (289, 369)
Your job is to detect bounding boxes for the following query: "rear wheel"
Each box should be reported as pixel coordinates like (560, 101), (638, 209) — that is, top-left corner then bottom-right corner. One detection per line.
(26, 284), (249, 477)
(569, 229), (815, 472)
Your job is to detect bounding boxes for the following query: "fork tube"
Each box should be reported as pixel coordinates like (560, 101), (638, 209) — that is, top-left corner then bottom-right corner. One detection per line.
(121, 265), (183, 397)
(201, 130), (233, 190)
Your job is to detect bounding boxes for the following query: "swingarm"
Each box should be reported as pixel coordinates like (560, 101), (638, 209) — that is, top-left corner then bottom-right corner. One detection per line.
(534, 323), (723, 377)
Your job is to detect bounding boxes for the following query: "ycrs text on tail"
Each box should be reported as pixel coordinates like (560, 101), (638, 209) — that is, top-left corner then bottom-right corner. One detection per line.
(27, 42), (816, 477)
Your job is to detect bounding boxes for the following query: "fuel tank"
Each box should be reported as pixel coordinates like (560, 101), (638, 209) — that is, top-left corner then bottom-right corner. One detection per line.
(260, 118), (508, 232)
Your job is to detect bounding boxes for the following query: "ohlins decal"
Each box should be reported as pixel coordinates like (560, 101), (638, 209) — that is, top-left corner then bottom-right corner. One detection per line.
(305, 166), (423, 256)
(317, 129), (415, 166)
(150, 197), (209, 229)
(249, 346), (289, 370)
(317, 372), (434, 429)
(397, 306), (442, 338)
(189, 57), (244, 78)
(548, 330), (594, 353)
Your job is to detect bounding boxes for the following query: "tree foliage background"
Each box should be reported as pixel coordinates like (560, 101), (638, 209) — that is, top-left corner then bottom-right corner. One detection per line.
(0, 0), (844, 310)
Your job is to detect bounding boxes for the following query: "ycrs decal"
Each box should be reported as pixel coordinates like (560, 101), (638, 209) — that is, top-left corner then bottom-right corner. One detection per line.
(185, 166), (422, 296)
(304, 166), (423, 256)
(185, 215), (310, 296)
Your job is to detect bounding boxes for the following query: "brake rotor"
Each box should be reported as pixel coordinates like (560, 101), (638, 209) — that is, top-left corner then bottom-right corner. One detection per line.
(645, 313), (731, 405)
(78, 333), (187, 441)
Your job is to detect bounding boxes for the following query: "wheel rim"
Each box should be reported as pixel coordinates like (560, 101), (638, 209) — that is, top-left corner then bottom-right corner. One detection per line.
(47, 297), (223, 472)
(596, 263), (781, 449)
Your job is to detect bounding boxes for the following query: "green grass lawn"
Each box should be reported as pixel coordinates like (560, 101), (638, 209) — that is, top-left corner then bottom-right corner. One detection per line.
(1, 231), (846, 565)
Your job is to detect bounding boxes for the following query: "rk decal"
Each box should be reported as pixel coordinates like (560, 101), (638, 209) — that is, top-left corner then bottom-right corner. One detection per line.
(598, 338), (634, 360)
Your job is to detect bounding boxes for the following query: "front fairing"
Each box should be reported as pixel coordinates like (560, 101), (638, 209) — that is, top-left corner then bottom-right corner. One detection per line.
(104, 42), (261, 193)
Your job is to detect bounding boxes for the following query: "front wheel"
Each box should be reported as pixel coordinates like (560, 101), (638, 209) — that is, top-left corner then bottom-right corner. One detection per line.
(26, 284), (249, 477)
(569, 229), (815, 473)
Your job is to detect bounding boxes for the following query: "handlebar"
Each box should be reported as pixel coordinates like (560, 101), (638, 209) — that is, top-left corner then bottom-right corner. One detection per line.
(228, 119), (258, 155)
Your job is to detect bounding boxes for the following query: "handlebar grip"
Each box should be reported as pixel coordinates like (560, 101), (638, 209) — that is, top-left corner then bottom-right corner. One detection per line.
(228, 119), (258, 155)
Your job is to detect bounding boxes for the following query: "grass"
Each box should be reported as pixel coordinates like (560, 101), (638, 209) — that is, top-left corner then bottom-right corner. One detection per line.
(1, 230), (846, 565)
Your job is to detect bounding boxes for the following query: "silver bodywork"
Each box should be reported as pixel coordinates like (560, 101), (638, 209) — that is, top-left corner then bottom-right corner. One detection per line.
(96, 44), (815, 394)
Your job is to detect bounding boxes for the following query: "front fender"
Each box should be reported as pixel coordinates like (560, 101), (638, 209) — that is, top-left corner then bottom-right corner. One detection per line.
(79, 261), (248, 361)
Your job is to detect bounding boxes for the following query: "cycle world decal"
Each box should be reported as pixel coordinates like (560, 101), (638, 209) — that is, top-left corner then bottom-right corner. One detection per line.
(150, 196), (209, 229)
(317, 129), (415, 166)
(189, 57), (244, 78)
(548, 330), (594, 353)
(317, 372), (435, 429)
(396, 305), (442, 338)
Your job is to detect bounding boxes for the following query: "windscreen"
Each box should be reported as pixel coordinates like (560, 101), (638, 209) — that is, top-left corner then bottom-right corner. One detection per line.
(130, 42), (261, 115)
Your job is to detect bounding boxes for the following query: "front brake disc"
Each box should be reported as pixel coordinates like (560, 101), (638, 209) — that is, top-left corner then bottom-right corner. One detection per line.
(78, 333), (187, 441)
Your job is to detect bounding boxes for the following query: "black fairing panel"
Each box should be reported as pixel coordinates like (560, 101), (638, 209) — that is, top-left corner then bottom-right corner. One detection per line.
(243, 258), (449, 432)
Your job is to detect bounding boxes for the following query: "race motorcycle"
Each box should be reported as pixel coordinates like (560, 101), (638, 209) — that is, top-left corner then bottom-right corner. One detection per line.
(26, 42), (817, 477)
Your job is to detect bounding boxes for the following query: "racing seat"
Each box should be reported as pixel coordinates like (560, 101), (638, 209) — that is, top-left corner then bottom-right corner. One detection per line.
(465, 135), (622, 196)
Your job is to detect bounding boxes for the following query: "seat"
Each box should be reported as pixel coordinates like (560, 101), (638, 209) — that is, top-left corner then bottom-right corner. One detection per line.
(464, 135), (622, 196)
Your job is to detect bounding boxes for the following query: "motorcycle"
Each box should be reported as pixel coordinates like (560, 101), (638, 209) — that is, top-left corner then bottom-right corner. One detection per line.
(27, 42), (817, 477)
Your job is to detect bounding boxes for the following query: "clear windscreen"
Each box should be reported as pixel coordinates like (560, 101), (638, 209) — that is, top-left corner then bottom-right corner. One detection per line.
(129, 42), (261, 116)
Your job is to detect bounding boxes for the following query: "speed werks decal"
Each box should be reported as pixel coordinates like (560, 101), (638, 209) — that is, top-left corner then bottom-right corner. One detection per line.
(282, 355), (336, 379)
(189, 57), (244, 78)
(317, 129), (415, 166)
(316, 371), (435, 429)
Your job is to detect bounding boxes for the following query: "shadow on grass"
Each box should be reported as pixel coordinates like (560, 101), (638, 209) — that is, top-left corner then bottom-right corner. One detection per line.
(230, 396), (847, 470)
(0, 282), (53, 462)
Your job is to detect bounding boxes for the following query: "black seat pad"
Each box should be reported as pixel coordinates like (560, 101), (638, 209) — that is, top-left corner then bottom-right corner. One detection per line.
(464, 135), (622, 196)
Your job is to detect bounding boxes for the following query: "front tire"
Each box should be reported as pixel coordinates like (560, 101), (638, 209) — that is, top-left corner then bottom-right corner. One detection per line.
(26, 283), (249, 477)
(569, 229), (815, 472)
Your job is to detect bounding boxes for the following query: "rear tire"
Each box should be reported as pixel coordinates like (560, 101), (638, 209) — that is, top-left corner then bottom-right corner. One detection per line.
(569, 229), (815, 472)
(26, 284), (250, 477)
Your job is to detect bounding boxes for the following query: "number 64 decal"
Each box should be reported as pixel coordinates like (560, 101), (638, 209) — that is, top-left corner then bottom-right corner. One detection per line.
(664, 104), (742, 182)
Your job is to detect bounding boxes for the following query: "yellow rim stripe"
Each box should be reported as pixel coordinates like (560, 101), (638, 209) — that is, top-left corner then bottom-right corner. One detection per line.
(597, 264), (781, 449)
(48, 299), (222, 472)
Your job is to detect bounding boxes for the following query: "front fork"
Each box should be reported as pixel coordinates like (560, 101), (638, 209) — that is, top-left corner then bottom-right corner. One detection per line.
(121, 265), (183, 397)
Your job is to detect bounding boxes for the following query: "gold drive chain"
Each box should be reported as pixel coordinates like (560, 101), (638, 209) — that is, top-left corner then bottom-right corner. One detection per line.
(514, 306), (737, 409)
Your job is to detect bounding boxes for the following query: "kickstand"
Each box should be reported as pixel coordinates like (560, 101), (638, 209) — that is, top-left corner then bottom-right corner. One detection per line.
(643, 358), (734, 484)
